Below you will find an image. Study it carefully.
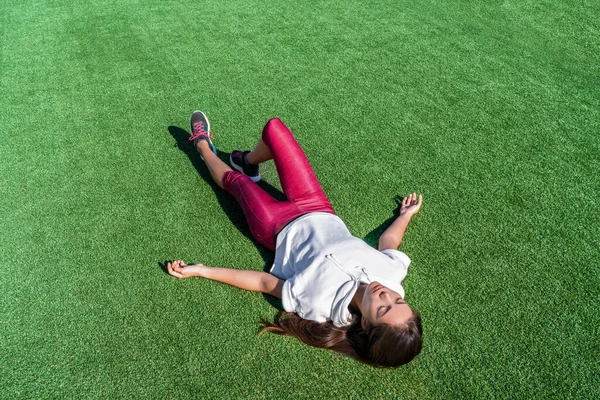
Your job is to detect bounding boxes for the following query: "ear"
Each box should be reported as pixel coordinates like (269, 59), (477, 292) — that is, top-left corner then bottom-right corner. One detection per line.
(361, 316), (369, 332)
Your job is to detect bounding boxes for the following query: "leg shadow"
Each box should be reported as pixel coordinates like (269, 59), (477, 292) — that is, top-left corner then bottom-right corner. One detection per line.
(168, 125), (285, 269)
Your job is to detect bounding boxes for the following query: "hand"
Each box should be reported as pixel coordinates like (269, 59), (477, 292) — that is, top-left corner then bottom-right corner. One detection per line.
(399, 193), (423, 217)
(167, 260), (204, 279)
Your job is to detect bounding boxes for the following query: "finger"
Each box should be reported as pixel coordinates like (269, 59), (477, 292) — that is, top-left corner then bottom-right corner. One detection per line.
(168, 261), (179, 273)
(172, 261), (183, 272)
(167, 262), (182, 278)
(417, 194), (423, 205)
(171, 270), (183, 279)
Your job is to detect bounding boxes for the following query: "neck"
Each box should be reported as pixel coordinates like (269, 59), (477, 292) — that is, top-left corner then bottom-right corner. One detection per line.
(350, 283), (367, 312)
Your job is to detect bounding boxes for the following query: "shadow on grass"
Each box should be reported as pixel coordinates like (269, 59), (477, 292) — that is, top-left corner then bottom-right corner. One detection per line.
(363, 195), (403, 247)
(167, 125), (284, 311)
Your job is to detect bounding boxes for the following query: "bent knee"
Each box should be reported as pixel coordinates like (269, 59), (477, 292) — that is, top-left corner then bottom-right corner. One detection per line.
(262, 117), (289, 144)
(265, 117), (283, 128)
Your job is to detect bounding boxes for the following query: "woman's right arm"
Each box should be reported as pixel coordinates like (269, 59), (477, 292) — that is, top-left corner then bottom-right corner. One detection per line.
(167, 261), (283, 299)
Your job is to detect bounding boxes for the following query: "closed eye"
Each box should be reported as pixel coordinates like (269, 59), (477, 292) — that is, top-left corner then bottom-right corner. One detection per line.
(378, 299), (407, 318)
(377, 306), (389, 318)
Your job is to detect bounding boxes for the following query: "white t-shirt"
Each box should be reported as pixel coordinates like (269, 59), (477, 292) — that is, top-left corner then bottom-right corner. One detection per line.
(270, 212), (411, 327)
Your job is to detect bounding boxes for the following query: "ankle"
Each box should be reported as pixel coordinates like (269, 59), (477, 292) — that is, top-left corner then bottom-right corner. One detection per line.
(197, 140), (210, 153)
(245, 151), (259, 166)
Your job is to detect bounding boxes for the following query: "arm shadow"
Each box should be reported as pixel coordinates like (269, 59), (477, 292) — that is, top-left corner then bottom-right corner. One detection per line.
(363, 195), (403, 248)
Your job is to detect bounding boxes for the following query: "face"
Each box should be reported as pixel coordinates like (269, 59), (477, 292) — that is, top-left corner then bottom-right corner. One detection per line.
(360, 282), (413, 329)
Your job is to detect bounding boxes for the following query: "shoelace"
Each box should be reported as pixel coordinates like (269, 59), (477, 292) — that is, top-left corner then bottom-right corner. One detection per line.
(189, 122), (214, 142)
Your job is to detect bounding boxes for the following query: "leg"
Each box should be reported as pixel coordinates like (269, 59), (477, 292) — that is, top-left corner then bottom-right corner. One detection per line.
(195, 135), (298, 250)
(197, 118), (333, 250)
(246, 138), (273, 165)
(260, 118), (335, 213)
(222, 171), (302, 250)
(197, 141), (231, 190)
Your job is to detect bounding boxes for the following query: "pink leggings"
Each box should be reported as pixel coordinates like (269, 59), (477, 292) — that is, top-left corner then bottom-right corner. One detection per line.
(222, 118), (336, 250)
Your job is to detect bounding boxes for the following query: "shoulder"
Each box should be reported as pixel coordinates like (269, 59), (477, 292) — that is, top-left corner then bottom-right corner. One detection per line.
(380, 249), (411, 268)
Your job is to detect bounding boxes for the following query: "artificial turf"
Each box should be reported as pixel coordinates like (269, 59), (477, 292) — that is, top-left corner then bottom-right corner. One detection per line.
(1, 0), (598, 398)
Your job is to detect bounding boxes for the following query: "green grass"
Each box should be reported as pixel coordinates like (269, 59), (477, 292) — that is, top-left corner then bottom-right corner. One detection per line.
(1, 0), (598, 398)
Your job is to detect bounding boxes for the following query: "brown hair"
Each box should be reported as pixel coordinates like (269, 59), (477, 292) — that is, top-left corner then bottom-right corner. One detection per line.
(260, 310), (422, 367)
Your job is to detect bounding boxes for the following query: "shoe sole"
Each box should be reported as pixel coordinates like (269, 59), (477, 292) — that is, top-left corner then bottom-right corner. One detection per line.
(230, 154), (261, 182)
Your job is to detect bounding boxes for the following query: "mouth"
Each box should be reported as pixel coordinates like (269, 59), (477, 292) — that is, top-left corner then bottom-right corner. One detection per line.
(372, 284), (384, 294)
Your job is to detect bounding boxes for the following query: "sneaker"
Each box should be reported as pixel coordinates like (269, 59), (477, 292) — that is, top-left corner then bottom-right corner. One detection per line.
(189, 111), (216, 159)
(230, 150), (261, 182)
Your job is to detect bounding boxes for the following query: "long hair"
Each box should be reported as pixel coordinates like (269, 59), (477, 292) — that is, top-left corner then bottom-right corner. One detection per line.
(260, 310), (422, 367)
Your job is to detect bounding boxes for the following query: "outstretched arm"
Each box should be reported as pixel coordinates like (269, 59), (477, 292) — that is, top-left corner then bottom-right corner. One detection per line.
(378, 193), (422, 251)
(167, 261), (284, 299)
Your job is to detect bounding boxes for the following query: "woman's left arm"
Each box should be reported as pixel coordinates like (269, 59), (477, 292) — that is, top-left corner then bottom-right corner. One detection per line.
(378, 193), (422, 251)
(167, 261), (284, 298)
